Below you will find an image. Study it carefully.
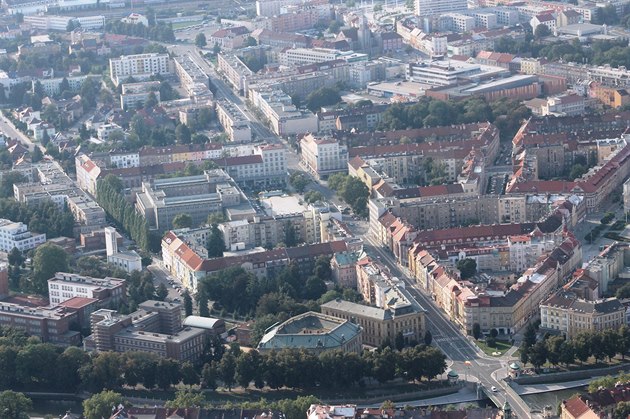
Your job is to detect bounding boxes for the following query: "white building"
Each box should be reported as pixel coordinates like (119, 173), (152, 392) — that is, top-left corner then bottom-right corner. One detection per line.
(120, 81), (161, 109)
(414, 0), (467, 17)
(47, 271), (126, 305)
(249, 89), (318, 136)
(0, 219), (46, 253)
(31, 75), (94, 97)
(215, 101), (252, 142)
(104, 227), (142, 273)
(97, 123), (123, 141)
(300, 133), (348, 179)
(121, 13), (148, 26)
(24, 15), (104, 31)
(109, 53), (171, 83)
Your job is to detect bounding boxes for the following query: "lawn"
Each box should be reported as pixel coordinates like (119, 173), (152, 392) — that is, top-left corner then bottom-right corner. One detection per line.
(474, 339), (513, 357)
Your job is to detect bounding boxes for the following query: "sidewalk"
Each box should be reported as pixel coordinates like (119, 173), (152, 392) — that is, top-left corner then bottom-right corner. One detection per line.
(396, 385), (479, 407)
(511, 378), (592, 395)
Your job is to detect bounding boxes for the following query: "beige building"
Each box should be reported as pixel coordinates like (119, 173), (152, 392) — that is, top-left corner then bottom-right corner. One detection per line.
(300, 134), (348, 179)
(540, 293), (625, 339)
(321, 299), (426, 347)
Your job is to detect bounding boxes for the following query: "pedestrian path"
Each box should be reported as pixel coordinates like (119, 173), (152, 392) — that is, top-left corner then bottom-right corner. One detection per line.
(511, 378), (591, 395)
(399, 386), (480, 407)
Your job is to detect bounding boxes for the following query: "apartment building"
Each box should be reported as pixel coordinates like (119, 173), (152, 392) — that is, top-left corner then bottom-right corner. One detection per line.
(109, 53), (171, 84)
(31, 74), (96, 97)
(281, 48), (367, 67)
(48, 272), (126, 306)
(0, 218), (46, 252)
(300, 134), (349, 179)
(162, 230), (348, 291)
(589, 83), (630, 108)
(217, 53), (253, 94)
(173, 55), (213, 100)
(120, 81), (161, 109)
(249, 89), (318, 136)
(541, 292), (625, 339)
(24, 14), (104, 30)
(257, 311), (362, 354)
(406, 59), (509, 87)
(215, 101), (252, 142)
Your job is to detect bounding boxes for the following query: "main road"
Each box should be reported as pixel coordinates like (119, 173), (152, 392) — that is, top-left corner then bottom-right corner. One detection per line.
(168, 43), (536, 417)
(361, 235), (535, 418)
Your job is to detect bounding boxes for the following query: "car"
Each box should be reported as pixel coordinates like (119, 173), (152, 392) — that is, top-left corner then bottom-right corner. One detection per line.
(491, 386), (498, 392)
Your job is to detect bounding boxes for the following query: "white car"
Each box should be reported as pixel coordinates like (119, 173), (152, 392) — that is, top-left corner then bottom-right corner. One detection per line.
(491, 386), (498, 392)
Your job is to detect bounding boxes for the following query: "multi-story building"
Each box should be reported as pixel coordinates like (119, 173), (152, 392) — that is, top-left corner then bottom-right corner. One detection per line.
(31, 75), (97, 97)
(48, 272), (126, 306)
(120, 81), (161, 109)
(215, 101), (252, 142)
(300, 134), (349, 179)
(0, 301), (81, 345)
(162, 230), (348, 291)
(88, 306), (206, 362)
(257, 311), (362, 354)
(589, 83), (630, 108)
(541, 291), (625, 339)
(414, 0), (467, 17)
(249, 89), (318, 136)
(24, 14), (104, 30)
(406, 59), (509, 87)
(173, 55), (213, 100)
(322, 299), (425, 348)
(135, 170), (245, 231)
(109, 53), (171, 85)
(0, 218), (46, 252)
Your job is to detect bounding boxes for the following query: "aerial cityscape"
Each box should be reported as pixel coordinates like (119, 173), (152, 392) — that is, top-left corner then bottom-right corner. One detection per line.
(3, 0), (630, 417)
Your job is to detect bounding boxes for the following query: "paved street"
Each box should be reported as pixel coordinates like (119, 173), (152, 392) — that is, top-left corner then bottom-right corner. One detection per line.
(0, 113), (39, 152)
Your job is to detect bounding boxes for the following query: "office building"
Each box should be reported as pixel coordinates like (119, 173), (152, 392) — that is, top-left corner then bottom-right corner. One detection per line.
(414, 0), (468, 17)
(48, 272), (126, 306)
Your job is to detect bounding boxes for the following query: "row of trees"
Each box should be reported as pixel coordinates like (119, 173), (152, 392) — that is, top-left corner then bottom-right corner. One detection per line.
(96, 175), (159, 252)
(520, 325), (630, 371)
(200, 343), (447, 392)
(105, 21), (175, 42)
(328, 173), (370, 216)
(376, 96), (531, 142)
(0, 198), (74, 239)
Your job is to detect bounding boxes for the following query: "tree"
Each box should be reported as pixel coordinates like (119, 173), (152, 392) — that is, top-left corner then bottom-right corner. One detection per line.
(206, 223), (225, 258)
(523, 323), (537, 349)
(570, 163), (587, 180)
(31, 147), (43, 163)
(0, 172), (26, 198)
(218, 352), (237, 391)
(558, 341), (575, 366)
(306, 87), (341, 112)
(328, 20), (341, 34)
(155, 283), (168, 301)
(155, 358), (181, 390)
(289, 172), (310, 193)
(0, 391), (32, 419)
(424, 330), (433, 346)
(341, 177), (369, 216)
(7, 248), (24, 267)
(528, 341), (548, 371)
(545, 336), (564, 366)
(195, 33), (207, 48)
(198, 292), (210, 317)
(304, 190), (324, 204)
(489, 328), (498, 339)
(395, 331), (405, 351)
(613, 401), (630, 419)
(83, 390), (123, 419)
(534, 24), (551, 39)
(235, 350), (261, 388)
(32, 243), (68, 294)
(456, 258), (477, 279)
(175, 123), (191, 144)
(183, 291), (193, 316)
(244, 36), (257, 47)
(165, 389), (206, 408)
(284, 222), (298, 247)
(144, 92), (159, 109)
(201, 362), (218, 389)
(472, 323), (481, 340)
(172, 213), (193, 229)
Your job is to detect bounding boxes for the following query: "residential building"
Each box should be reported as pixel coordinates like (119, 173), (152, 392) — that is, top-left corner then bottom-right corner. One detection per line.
(24, 14), (104, 30)
(561, 385), (630, 419)
(530, 13), (557, 33)
(249, 89), (318, 136)
(215, 101), (252, 142)
(257, 311), (362, 354)
(109, 53), (171, 85)
(590, 83), (630, 108)
(120, 81), (161, 109)
(331, 251), (359, 288)
(322, 299), (426, 347)
(540, 292), (625, 339)
(300, 134), (349, 179)
(47, 272), (126, 306)
(0, 218), (46, 252)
